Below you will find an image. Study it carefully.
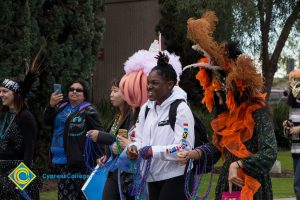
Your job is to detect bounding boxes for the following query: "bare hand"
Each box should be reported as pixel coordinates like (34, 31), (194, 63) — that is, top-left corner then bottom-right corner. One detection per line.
(283, 120), (294, 128)
(228, 162), (244, 193)
(289, 126), (300, 135)
(50, 92), (63, 107)
(96, 155), (107, 167)
(126, 145), (138, 160)
(176, 151), (189, 165)
(176, 149), (202, 165)
(87, 130), (99, 142)
(117, 135), (130, 149)
(112, 143), (119, 155)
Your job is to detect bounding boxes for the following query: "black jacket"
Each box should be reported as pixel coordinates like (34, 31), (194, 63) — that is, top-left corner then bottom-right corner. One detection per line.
(96, 112), (131, 146)
(96, 112), (131, 183)
(44, 101), (103, 171)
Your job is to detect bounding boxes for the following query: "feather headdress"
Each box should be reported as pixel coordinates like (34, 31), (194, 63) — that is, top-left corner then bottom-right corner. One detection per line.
(186, 11), (230, 72)
(1, 43), (46, 96)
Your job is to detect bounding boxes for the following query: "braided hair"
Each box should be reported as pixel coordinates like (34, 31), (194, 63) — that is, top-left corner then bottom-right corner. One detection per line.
(151, 52), (177, 87)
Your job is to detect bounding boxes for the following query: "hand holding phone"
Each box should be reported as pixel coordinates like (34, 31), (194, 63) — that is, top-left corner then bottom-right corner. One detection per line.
(50, 84), (63, 107)
(53, 84), (62, 94)
(283, 120), (294, 128)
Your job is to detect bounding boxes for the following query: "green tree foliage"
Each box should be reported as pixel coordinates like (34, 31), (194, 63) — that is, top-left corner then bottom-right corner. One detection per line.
(0, 1), (41, 79)
(271, 102), (290, 149)
(35, 0), (105, 171)
(0, 0), (105, 171)
(38, 0), (105, 102)
(157, 0), (237, 66)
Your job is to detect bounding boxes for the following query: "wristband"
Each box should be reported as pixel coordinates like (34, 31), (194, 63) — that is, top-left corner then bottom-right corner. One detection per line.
(236, 161), (241, 168)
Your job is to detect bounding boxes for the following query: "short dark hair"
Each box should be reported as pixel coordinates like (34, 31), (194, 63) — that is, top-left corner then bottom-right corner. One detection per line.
(111, 77), (121, 88)
(151, 52), (177, 87)
(66, 80), (89, 100)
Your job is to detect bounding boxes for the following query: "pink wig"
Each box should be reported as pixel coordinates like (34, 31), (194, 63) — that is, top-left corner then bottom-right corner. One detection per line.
(120, 42), (182, 107)
(119, 71), (148, 108)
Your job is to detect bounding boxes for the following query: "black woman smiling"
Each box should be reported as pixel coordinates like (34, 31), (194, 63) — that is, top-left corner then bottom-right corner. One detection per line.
(127, 52), (195, 200)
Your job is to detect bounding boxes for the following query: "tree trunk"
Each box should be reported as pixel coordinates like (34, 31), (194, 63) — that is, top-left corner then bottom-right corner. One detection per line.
(263, 66), (276, 102)
(260, 0), (300, 102)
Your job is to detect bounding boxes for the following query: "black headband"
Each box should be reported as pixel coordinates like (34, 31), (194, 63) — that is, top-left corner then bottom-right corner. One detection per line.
(1, 79), (22, 93)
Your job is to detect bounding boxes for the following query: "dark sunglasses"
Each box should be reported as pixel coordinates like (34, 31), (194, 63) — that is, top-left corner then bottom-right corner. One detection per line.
(69, 87), (84, 93)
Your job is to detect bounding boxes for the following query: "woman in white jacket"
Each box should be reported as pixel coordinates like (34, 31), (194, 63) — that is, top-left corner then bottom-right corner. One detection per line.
(127, 52), (195, 200)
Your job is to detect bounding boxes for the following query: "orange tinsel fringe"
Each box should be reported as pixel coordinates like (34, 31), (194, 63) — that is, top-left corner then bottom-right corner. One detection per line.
(211, 94), (266, 199)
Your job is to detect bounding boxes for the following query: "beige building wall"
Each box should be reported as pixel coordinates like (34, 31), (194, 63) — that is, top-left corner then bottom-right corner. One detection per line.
(92, 0), (160, 102)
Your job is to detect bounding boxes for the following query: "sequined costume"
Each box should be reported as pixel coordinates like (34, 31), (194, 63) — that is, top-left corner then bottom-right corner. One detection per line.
(0, 109), (40, 199)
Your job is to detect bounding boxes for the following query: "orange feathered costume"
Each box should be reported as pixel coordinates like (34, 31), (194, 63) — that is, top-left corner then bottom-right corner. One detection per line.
(187, 11), (266, 199)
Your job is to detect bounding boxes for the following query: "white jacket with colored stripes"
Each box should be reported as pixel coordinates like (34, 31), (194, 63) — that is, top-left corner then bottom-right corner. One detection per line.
(132, 86), (195, 182)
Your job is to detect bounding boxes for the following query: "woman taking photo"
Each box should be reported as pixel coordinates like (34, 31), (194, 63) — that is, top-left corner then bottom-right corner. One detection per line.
(0, 77), (39, 199)
(127, 52), (195, 200)
(44, 80), (103, 200)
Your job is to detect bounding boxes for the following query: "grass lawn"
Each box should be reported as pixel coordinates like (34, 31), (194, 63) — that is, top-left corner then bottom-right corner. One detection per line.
(272, 177), (295, 198)
(277, 151), (293, 172)
(40, 151), (295, 200)
(40, 191), (57, 200)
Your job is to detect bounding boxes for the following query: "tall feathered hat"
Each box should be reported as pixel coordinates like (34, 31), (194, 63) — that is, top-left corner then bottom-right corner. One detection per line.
(184, 11), (262, 112)
(186, 11), (231, 72)
(183, 11), (231, 112)
(120, 39), (182, 107)
(225, 55), (265, 109)
(1, 44), (46, 96)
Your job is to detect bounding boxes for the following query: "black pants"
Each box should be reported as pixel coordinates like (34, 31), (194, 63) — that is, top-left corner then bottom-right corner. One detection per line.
(102, 172), (119, 200)
(102, 171), (134, 200)
(148, 175), (188, 200)
(54, 164), (86, 200)
(0, 160), (40, 200)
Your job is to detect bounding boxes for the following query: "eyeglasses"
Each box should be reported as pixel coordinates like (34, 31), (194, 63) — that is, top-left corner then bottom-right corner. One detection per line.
(69, 87), (84, 93)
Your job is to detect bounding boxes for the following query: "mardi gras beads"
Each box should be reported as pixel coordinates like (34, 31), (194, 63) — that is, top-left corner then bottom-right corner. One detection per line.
(84, 136), (102, 172)
(184, 145), (214, 200)
(129, 146), (152, 199)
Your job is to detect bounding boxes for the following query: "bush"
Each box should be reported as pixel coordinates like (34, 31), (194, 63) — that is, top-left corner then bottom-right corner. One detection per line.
(95, 99), (115, 130)
(0, 1), (105, 172)
(270, 101), (291, 149)
(190, 103), (214, 139)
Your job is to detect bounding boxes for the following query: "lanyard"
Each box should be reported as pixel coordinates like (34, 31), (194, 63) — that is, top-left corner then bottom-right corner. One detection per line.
(0, 112), (16, 140)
